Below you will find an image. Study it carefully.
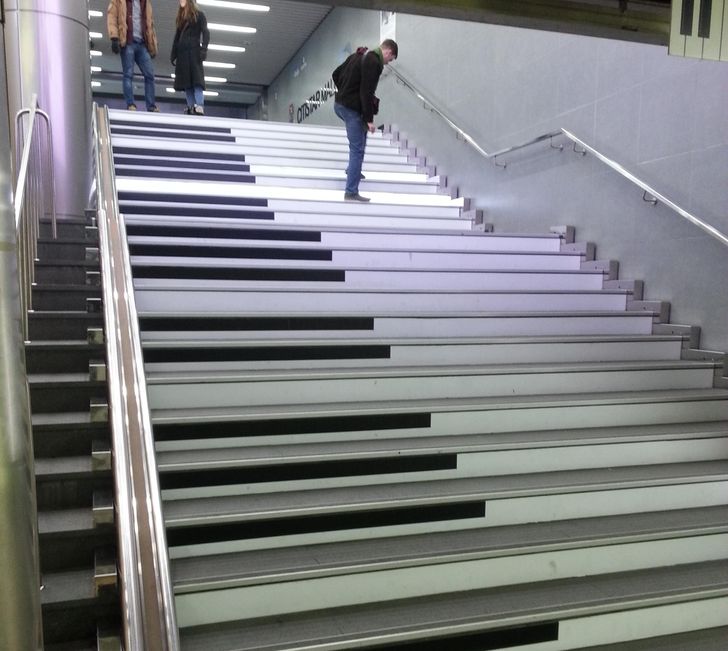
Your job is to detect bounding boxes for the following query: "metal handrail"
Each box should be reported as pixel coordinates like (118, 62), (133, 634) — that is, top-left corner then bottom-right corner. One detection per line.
(13, 94), (57, 338)
(388, 66), (728, 249)
(92, 102), (181, 650)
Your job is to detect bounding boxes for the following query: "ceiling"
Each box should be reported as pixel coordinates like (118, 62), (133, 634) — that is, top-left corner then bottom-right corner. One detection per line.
(87, 0), (673, 107)
(88, 0), (332, 106)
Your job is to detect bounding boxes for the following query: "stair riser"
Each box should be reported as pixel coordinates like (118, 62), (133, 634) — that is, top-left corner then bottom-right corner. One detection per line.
(29, 316), (102, 340)
(30, 384), (107, 414)
(39, 222), (92, 240)
(140, 316), (658, 342)
(166, 480), (728, 558)
(143, 340), (684, 372)
(38, 241), (90, 261)
(126, 230), (564, 254)
(35, 265), (96, 285)
(152, 398), (728, 451)
(115, 167), (441, 195)
(32, 289), (102, 311)
(42, 599), (118, 646)
(134, 289), (628, 313)
(40, 529), (114, 573)
(113, 135), (408, 163)
(112, 126), (397, 152)
(131, 270), (603, 291)
(33, 424), (109, 458)
(26, 347), (102, 374)
(36, 475), (113, 511)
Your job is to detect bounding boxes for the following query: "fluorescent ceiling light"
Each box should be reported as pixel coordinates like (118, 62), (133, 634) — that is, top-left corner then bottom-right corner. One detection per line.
(88, 10), (103, 18)
(91, 81), (101, 87)
(91, 65), (102, 72)
(171, 74), (226, 83)
(208, 23), (256, 34)
(168, 87), (218, 96)
(90, 50), (102, 57)
(198, 1), (269, 11)
(208, 44), (246, 53)
(89, 31), (103, 39)
(203, 61), (236, 69)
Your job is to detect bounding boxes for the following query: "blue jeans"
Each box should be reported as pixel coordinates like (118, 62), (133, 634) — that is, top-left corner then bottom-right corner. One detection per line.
(334, 102), (367, 195)
(121, 39), (156, 110)
(185, 86), (204, 108)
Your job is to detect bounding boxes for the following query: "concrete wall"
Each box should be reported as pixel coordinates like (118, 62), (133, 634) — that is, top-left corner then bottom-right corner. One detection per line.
(267, 10), (728, 352)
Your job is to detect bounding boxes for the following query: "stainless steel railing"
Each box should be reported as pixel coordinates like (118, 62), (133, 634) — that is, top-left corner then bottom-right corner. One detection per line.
(13, 93), (57, 339)
(388, 66), (728, 249)
(1, 96), (44, 651)
(92, 102), (180, 650)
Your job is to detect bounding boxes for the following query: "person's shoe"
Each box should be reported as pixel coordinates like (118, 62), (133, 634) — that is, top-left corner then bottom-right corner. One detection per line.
(126, 104), (138, 111)
(148, 105), (160, 112)
(193, 105), (204, 115)
(344, 192), (370, 202)
(184, 107), (192, 115)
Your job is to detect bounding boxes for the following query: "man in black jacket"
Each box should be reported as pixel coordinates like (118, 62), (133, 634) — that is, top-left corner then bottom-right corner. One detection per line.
(332, 39), (398, 202)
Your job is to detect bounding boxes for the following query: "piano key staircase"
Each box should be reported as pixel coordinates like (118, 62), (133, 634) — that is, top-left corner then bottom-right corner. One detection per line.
(106, 108), (728, 649)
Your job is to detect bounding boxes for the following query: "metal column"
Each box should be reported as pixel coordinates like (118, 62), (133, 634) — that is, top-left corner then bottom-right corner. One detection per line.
(5, 0), (92, 219)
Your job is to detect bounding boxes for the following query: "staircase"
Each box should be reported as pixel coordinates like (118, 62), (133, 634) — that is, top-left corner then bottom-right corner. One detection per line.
(107, 109), (728, 649)
(28, 217), (120, 649)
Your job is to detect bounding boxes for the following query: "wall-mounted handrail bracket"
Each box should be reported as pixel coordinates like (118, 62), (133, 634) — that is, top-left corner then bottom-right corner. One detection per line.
(550, 136), (564, 151)
(493, 156), (507, 169)
(643, 190), (658, 205)
(573, 141), (587, 156)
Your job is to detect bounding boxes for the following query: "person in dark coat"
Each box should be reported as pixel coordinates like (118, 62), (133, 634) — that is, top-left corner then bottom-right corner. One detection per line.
(171, 0), (210, 115)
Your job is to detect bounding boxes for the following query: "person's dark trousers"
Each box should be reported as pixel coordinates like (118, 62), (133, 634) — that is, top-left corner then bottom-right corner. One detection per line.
(121, 38), (156, 110)
(334, 102), (367, 195)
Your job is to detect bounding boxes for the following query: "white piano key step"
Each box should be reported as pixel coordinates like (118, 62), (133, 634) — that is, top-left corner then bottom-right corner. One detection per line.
(142, 335), (686, 373)
(134, 288), (630, 313)
(146, 360), (719, 411)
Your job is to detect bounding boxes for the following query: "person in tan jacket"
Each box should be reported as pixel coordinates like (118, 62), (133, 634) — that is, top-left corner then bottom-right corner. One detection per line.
(107, 0), (160, 111)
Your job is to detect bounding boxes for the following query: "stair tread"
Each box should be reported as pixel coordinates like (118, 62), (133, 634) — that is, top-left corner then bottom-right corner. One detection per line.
(156, 421), (728, 469)
(152, 387), (728, 424)
(32, 412), (105, 429)
(146, 359), (720, 384)
(26, 339), (103, 349)
(171, 505), (728, 590)
(35, 456), (95, 477)
(28, 372), (100, 384)
(178, 560), (728, 648)
(163, 460), (728, 525)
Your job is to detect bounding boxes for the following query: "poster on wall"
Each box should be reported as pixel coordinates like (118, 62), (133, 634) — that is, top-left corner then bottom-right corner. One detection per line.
(380, 11), (396, 42)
